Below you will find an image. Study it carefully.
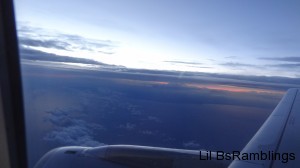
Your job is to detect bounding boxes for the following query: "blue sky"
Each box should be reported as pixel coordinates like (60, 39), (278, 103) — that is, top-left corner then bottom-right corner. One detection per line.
(14, 0), (300, 77)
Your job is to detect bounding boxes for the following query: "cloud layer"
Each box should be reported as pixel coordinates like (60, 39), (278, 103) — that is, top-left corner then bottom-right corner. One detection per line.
(20, 47), (107, 65)
(260, 57), (300, 63)
(44, 109), (105, 147)
(18, 25), (116, 54)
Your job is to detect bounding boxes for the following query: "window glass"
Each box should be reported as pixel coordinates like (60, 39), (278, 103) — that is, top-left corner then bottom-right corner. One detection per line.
(13, 0), (300, 167)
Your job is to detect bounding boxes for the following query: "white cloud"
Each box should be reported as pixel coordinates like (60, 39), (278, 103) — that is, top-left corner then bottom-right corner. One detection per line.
(44, 109), (105, 147)
(119, 122), (136, 131)
(183, 141), (201, 149)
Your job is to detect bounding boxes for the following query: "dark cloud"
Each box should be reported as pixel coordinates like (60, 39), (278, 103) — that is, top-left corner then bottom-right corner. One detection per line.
(17, 24), (45, 35)
(268, 63), (300, 69)
(19, 47), (107, 65)
(221, 60), (300, 73)
(220, 62), (257, 67)
(18, 25), (115, 54)
(260, 57), (300, 62)
(19, 38), (71, 50)
(259, 56), (300, 69)
(23, 55), (300, 89)
(164, 61), (203, 65)
(186, 65), (212, 69)
(207, 73), (300, 88)
(57, 34), (114, 54)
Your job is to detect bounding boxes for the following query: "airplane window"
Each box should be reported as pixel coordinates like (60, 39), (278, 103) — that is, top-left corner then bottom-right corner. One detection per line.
(13, 0), (300, 167)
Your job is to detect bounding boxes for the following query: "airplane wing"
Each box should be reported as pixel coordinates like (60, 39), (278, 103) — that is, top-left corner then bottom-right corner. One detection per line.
(34, 145), (230, 168)
(35, 88), (300, 168)
(229, 88), (300, 168)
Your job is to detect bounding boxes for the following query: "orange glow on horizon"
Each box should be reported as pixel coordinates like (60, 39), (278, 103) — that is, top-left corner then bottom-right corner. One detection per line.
(185, 83), (284, 94)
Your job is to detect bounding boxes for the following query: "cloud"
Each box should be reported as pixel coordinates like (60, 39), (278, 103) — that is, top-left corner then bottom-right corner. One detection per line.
(20, 47), (107, 65)
(186, 65), (212, 69)
(18, 25), (116, 54)
(119, 122), (136, 130)
(268, 63), (300, 69)
(44, 125), (104, 147)
(127, 104), (142, 115)
(44, 109), (105, 147)
(258, 56), (300, 69)
(117, 66), (300, 89)
(220, 62), (258, 67)
(164, 61), (203, 65)
(147, 116), (161, 123)
(220, 57), (300, 72)
(164, 60), (211, 69)
(19, 38), (71, 50)
(140, 130), (155, 135)
(260, 57), (300, 63)
(183, 141), (201, 149)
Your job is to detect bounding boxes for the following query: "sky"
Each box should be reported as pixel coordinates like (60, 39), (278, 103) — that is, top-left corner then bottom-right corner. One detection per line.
(14, 0), (300, 77)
